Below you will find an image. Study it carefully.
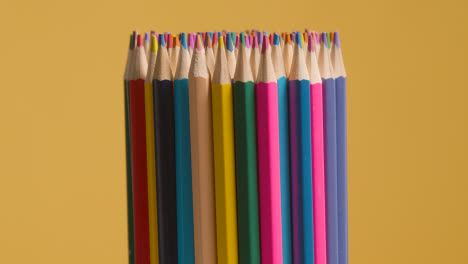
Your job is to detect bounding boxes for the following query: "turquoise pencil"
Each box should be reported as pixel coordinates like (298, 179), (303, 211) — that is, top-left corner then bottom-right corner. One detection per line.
(174, 32), (195, 264)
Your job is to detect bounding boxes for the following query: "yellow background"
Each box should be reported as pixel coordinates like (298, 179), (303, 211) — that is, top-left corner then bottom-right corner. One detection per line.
(1, 0), (467, 263)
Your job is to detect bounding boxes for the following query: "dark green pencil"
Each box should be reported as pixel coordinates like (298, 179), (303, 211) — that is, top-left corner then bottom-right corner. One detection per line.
(124, 33), (135, 264)
(232, 32), (260, 264)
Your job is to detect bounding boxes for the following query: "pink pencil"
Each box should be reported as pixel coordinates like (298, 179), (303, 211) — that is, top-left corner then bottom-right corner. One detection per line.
(255, 35), (283, 264)
(306, 34), (327, 264)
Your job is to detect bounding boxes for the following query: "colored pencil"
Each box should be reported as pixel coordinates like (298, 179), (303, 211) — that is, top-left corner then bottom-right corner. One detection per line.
(330, 31), (348, 264)
(250, 35), (260, 80)
(306, 34), (327, 264)
(271, 32), (292, 264)
(174, 32), (195, 264)
(145, 34), (159, 264)
(283, 33), (293, 77)
(188, 35), (218, 264)
(288, 33), (314, 264)
(226, 32), (236, 79)
(318, 32), (338, 264)
(232, 32), (261, 264)
(153, 34), (178, 264)
(205, 34), (215, 77)
(144, 32), (151, 62)
(211, 35), (238, 264)
(256, 35), (284, 264)
(124, 33), (135, 264)
(129, 34), (150, 264)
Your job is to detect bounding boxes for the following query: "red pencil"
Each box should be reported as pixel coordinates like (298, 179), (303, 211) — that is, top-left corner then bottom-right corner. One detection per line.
(129, 34), (150, 264)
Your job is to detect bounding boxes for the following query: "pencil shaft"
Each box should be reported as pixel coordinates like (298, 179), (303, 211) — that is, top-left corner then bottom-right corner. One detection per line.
(233, 81), (261, 264)
(129, 79), (150, 264)
(256, 81), (283, 264)
(153, 79), (178, 263)
(212, 83), (238, 264)
(323, 77), (339, 264)
(277, 76), (292, 264)
(144, 82), (159, 264)
(189, 76), (217, 264)
(289, 79), (314, 264)
(311, 82), (327, 264)
(124, 82), (135, 264)
(174, 78), (195, 264)
(336, 77), (348, 264)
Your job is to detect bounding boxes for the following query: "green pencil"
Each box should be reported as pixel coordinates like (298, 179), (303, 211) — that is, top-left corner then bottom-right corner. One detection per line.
(124, 32), (135, 264)
(232, 32), (260, 264)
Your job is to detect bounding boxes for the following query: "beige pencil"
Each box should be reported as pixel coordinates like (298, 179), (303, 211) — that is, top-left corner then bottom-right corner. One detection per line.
(188, 34), (217, 264)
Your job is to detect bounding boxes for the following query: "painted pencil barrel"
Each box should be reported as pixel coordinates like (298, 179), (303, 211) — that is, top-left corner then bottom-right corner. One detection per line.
(129, 79), (150, 264)
(153, 79), (178, 264)
(233, 80), (261, 264)
(310, 82), (327, 264)
(289, 79), (314, 264)
(174, 78), (195, 264)
(211, 83), (238, 264)
(335, 77), (348, 264)
(188, 76), (217, 264)
(256, 81), (284, 264)
(124, 83), (135, 264)
(277, 76), (292, 264)
(144, 82), (159, 264)
(323, 77), (339, 264)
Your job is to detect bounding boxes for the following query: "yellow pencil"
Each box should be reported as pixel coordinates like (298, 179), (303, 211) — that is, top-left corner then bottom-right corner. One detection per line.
(144, 34), (159, 264)
(211, 35), (238, 264)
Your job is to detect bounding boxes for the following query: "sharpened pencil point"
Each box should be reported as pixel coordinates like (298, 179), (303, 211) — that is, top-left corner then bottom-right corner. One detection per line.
(168, 34), (173, 48)
(240, 32), (245, 46)
(261, 35), (269, 54)
(219, 34), (225, 48)
(180, 32), (188, 50)
(145, 32), (150, 41)
(151, 35), (157, 53)
(137, 34), (143, 47)
(334, 31), (341, 48)
(295, 32), (302, 49)
(196, 34), (203, 50)
(273, 33), (280, 45)
(226, 32), (234, 51)
(159, 34), (166, 48)
(308, 35), (314, 52)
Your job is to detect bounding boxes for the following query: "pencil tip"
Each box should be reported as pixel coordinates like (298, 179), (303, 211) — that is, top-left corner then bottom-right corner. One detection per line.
(151, 35), (157, 52)
(219, 34), (225, 48)
(273, 33), (280, 45)
(144, 32), (149, 41)
(226, 32), (234, 51)
(308, 34), (314, 52)
(196, 34), (203, 50)
(159, 34), (166, 48)
(240, 32), (245, 46)
(261, 35), (269, 53)
(334, 31), (340, 48)
(180, 32), (188, 50)
(137, 34), (143, 47)
(295, 32), (302, 49)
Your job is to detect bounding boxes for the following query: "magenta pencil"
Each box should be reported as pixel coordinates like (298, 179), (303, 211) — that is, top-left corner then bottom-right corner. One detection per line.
(255, 35), (283, 264)
(306, 34), (327, 264)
